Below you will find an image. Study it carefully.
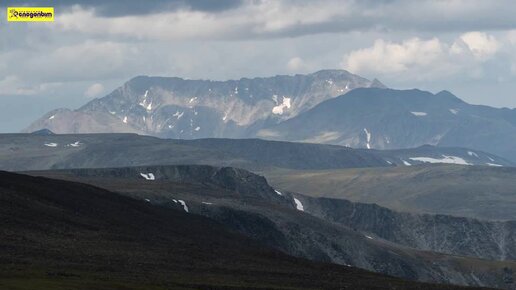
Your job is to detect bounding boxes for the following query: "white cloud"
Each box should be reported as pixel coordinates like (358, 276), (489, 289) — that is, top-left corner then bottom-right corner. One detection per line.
(341, 32), (502, 81)
(0, 75), (62, 96)
(286, 57), (308, 72)
(342, 37), (453, 79)
(48, 1), (516, 41)
(84, 83), (105, 98)
(457, 32), (500, 59)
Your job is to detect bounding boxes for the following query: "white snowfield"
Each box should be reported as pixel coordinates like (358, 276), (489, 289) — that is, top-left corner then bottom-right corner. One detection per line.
(44, 143), (58, 147)
(402, 160), (411, 166)
(69, 141), (81, 147)
(274, 189), (283, 196)
(363, 128), (371, 149)
(272, 96), (291, 115)
(449, 109), (458, 115)
(173, 111), (184, 119)
(467, 151), (479, 158)
(410, 111), (427, 116)
(139, 90), (153, 111)
(172, 199), (189, 212)
(178, 200), (189, 212)
(365, 235), (373, 240)
(487, 163), (503, 167)
(140, 172), (156, 180)
(293, 197), (304, 211)
(201, 201), (213, 205)
(409, 155), (471, 165)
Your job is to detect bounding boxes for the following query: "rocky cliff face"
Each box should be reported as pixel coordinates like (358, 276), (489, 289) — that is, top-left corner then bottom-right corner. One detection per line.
(301, 195), (516, 262)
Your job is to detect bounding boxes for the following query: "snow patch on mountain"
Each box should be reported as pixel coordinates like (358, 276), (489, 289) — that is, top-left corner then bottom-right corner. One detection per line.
(410, 155), (471, 165)
(44, 143), (58, 147)
(178, 200), (189, 212)
(274, 189), (283, 196)
(173, 111), (184, 120)
(487, 163), (503, 167)
(140, 172), (155, 180)
(449, 109), (458, 115)
(138, 90), (153, 111)
(468, 151), (479, 158)
(411, 111), (427, 116)
(293, 197), (304, 211)
(272, 96), (292, 115)
(363, 128), (371, 149)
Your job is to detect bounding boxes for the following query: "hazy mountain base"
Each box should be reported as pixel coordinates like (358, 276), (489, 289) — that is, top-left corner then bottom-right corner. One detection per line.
(0, 133), (510, 173)
(26, 165), (516, 289)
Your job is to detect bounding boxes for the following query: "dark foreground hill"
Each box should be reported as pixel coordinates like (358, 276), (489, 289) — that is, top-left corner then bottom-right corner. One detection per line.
(0, 170), (472, 290)
(25, 166), (516, 289)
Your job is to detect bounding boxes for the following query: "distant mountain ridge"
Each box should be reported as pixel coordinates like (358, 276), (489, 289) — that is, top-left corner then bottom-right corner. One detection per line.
(25, 70), (384, 139)
(24, 71), (516, 161)
(261, 88), (516, 161)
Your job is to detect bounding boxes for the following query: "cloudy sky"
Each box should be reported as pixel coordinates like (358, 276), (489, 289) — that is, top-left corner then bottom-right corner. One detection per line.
(1, 0), (516, 132)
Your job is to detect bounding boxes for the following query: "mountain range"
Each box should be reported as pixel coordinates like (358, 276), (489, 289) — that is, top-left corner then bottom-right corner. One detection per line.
(24, 70), (384, 139)
(8, 69), (516, 289)
(24, 70), (516, 162)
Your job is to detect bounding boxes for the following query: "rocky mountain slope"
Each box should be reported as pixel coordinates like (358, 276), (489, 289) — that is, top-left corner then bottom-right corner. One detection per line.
(266, 164), (516, 220)
(3, 170), (465, 290)
(301, 195), (516, 262)
(24, 70), (384, 139)
(262, 88), (516, 162)
(26, 165), (516, 289)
